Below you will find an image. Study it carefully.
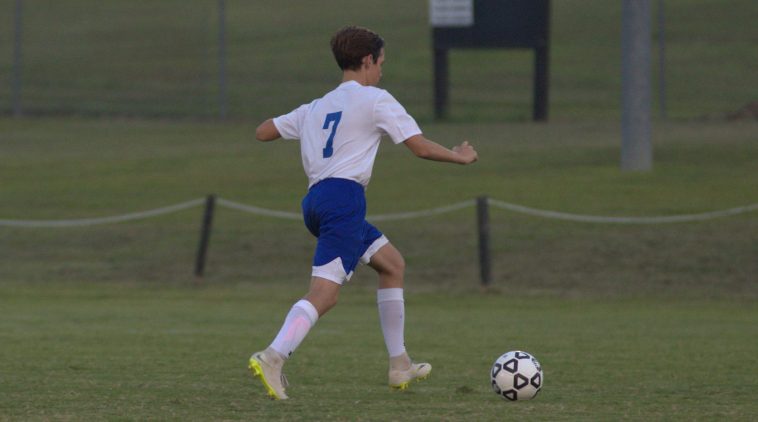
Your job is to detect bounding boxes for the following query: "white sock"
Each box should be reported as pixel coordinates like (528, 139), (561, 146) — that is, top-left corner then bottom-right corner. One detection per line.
(377, 288), (406, 358)
(269, 299), (319, 359)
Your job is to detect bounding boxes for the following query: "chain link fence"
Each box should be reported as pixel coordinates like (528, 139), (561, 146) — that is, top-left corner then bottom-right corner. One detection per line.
(2, 0), (756, 120)
(4, 0), (221, 117)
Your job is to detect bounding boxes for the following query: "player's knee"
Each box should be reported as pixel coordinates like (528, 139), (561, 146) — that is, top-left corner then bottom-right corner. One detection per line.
(396, 254), (407, 275)
(323, 291), (339, 311)
(384, 253), (405, 278)
(368, 243), (406, 279)
(308, 290), (339, 316)
(306, 278), (341, 315)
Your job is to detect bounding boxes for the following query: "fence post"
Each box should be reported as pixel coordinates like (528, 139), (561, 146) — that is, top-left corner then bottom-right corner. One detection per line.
(476, 196), (492, 287)
(195, 194), (216, 278)
(217, 0), (228, 119)
(12, 0), (23, 117)
(433, 47), (449, 120)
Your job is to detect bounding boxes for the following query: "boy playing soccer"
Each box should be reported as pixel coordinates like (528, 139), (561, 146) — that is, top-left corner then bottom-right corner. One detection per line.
(250, 25), (478, 400)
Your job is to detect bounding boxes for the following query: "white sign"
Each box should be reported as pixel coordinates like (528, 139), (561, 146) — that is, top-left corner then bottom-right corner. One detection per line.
(429, 0), (474, 27)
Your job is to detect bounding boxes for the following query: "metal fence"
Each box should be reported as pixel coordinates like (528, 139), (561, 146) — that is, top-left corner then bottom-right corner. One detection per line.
(3, 0), (756, 120)
(5, 0), (224, 118)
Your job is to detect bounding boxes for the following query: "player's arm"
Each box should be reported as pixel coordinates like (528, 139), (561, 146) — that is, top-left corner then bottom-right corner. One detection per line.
(255, 119), (281, 142)
(403, 134), (478, 164)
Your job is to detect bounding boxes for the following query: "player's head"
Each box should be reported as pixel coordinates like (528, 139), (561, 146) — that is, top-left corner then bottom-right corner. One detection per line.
(330, 26), (385, 71)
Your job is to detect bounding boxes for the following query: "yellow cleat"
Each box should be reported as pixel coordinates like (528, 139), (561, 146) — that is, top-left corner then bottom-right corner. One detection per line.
(249, 349), (289, 400)
(389, 362), (432, 390)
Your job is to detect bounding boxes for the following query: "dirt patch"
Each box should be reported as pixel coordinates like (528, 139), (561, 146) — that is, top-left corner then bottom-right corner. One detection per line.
(727, 101), (758, 121)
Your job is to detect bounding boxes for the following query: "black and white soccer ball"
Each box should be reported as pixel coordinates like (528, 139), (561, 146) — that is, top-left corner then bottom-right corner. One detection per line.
(491, 350), (543, 401)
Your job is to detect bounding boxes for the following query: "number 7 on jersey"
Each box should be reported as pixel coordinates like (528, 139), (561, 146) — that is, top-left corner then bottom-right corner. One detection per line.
(322, 111), (342, 158)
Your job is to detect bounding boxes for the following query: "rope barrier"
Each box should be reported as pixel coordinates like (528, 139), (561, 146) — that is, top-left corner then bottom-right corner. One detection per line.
(366, 200), (476, 222)
(216, 198), (301, 220)
(488, 199), (758, 224)
(1, 197), (756, 228)
(216, 198), (476, 222)
(0, 198), (206, 228)
(4, 195), (755, 282)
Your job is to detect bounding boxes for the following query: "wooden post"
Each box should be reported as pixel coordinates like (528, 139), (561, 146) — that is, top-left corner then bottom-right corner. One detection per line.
(533, 45), (549, 121)
(477, 196), (492, 287)
(195, 194), (216, 278)
(433, 47), (449, 120)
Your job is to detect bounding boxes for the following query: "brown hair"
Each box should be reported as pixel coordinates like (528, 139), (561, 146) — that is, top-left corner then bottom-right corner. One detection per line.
(330, 26), (385, 71)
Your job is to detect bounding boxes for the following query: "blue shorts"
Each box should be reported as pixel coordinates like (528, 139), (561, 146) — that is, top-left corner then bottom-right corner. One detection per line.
(301, 178), (386, 284)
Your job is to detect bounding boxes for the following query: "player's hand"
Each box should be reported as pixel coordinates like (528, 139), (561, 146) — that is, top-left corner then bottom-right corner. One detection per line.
(452, 141), (478, 164)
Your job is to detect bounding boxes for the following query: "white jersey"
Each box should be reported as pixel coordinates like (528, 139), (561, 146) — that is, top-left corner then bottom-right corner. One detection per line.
(273, 81), (422, 188)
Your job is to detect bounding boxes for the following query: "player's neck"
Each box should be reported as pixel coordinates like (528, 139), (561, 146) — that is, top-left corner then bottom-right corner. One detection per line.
(342, 70), (370, 86)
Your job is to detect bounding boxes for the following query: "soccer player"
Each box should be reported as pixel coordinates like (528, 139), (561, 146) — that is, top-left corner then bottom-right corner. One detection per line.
(250, 25), (478, 400)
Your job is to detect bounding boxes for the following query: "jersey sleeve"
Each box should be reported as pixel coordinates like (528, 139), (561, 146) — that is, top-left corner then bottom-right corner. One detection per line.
(374, 91), (422, 144)
(273, 103), (309, 140)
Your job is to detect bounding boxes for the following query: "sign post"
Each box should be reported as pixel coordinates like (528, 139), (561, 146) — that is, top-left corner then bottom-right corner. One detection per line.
(430, 0), (551, 121)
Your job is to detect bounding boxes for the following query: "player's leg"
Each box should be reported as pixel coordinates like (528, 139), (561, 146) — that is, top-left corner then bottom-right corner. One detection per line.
(273, 276), (340, 356)
(367, 241), (432, 389)
(250, 199), (356, 397)
(249, 293), (319, 400)
(249, 277), (339, 400)
(367, 240), (404, 289)
(250, 178), (363, 399)
(303, 276), (341, 316)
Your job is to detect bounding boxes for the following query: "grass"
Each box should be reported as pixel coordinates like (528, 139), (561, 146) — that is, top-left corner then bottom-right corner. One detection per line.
(1, 0), (757, 419)
(1, 117), (756, 296)
(0, 116), (756, 419)
(1, 282), (756, 421)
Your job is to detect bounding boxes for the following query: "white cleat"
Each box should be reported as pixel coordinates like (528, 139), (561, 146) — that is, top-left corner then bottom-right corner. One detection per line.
(388, 354), (432, 390)
(249, 348), (289, 400)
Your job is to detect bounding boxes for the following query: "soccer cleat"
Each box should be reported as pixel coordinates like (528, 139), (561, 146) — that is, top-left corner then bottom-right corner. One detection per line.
(388, 361), (432, 390)
(249, 348), (289, 400)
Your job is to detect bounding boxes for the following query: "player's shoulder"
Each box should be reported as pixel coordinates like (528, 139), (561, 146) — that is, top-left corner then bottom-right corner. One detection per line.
(361, 84), (386, 94)
(356, 85), (399, 107)
(363, 85), (392, 98)
(294, 98), (320, 114)
(331, 80), (380, 95)
(323, 82), (399, 109)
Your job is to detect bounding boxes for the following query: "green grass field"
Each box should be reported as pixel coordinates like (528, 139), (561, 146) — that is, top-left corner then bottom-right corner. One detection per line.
(2, 0), (758, 420)
(1, 281), (756, 421)
(1, 117), (757, 420)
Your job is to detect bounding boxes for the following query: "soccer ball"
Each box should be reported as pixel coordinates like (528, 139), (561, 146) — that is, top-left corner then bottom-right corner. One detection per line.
(491, 350), (543, 401)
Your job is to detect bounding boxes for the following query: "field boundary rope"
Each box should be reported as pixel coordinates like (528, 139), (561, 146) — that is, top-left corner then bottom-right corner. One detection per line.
(486, 199), (758, 224)
(0, 199), (206, 228)
(1, 197), (757, 228)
